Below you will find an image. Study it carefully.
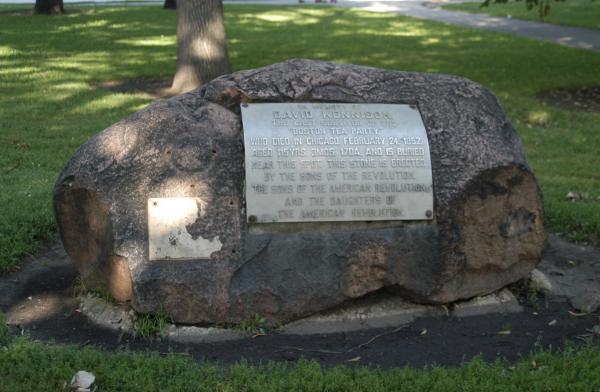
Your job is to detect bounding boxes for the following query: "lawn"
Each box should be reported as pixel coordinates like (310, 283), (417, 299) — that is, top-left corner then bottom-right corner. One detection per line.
(442, 0), (600, 30)
(0, 4), (599, 274)
(1, 332), (600, 391)
(1, 4), (600, 387)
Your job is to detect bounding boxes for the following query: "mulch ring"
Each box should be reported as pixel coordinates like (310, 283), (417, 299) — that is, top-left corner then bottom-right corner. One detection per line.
(94, 78), (175, 99)
(536, 85), (600, 112)
(2, 237), (600, 369)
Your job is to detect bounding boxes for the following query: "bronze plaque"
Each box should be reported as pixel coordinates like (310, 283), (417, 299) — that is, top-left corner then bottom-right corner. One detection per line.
(241, 103), (433, 223)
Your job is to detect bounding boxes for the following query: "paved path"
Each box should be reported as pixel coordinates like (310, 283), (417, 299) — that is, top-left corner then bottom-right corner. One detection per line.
(2, 0), (599, 51)
(336, 0), (600, 51)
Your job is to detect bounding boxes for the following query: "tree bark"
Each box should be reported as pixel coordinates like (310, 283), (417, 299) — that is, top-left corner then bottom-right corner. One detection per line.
(163, 0), (176, 10)
(171, 0), (232, 94)
(34, 0), (65, 14)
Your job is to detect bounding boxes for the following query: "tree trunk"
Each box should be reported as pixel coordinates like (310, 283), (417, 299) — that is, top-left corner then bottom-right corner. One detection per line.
(34, 0), (65, 14)
(171, 0), (232, 94)
(163, 0), (176, 10)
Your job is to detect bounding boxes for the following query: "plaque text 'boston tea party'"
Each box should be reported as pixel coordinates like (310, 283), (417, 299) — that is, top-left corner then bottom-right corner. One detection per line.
(241, 103), (434, 223)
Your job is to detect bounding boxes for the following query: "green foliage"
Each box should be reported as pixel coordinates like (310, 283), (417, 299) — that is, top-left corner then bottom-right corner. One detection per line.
(133, 308), (172, 339)
(72, 277), (113, 303)
(509, 278), (544, 309)
(0, 311), (10, 347)
(0, 5), (599, 272)
(87, 289), (113, 303)
(236, 313), (268, 335)
(445, 0), (600, 29)
(1, 338), (600, 391)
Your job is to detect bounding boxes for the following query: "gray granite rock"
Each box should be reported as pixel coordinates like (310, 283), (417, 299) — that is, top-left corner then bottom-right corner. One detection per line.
(282, 294), (446, 335)
(54, 59), (546, 325)
(529, 268), (553, 295)
(535, 234), (600, 313)
(450, 289), (522, 318)
(80, 295), (134, 332)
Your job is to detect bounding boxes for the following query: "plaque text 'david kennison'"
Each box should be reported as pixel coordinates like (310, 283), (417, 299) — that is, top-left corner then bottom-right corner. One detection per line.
(241, 103), (434, 223)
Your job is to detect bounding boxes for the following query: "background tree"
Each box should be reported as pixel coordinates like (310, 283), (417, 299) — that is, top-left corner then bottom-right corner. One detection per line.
(34, 0), (65, 14)
(163, 0), (176, 10)
(171, 0), (231, 94)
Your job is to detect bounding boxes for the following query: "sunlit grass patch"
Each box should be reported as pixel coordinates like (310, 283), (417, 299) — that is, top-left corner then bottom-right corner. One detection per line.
(443, 0), (600, 30)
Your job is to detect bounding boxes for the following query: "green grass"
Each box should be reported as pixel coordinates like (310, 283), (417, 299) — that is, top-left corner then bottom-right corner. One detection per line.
(0, 312), (9, 347)
(0, 335), (599, 391)
(443, 0), (600, 30)
(236, 313), (269, 334)
(134, 308), (172, 339)
(0, 5), (599, 271)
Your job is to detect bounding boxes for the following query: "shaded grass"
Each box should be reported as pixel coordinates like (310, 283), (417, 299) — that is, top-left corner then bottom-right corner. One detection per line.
(1, 335), (600, 391)
(0, 5), (599, 270)
(133, 308), (172, 339)
(443, 0), (600, 30)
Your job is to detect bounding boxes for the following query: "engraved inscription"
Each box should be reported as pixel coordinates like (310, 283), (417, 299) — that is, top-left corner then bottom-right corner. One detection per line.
(241, 103), (434, 222)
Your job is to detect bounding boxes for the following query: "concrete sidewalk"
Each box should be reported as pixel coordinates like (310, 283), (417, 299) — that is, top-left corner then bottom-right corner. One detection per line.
(337, 0), (600, 51)
(2, 0), (599, 52)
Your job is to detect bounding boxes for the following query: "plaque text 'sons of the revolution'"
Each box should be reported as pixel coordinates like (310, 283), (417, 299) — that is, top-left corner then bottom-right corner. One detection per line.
(241, 103), (434, 223)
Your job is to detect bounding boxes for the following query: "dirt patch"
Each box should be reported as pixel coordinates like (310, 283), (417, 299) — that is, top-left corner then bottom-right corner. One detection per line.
(94, 78), (175, 99)
(1, 236), (599, 368)
(537, 86), (600, 112)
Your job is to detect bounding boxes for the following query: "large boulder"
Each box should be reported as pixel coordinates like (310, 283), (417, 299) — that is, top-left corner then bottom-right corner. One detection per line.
(54, 59), (546, 325)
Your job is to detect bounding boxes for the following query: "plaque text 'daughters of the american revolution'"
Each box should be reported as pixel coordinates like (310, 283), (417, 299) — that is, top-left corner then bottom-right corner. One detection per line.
(241, 103), (434, 223)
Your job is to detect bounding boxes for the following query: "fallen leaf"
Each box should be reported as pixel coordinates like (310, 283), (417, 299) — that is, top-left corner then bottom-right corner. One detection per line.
(346, 356), (361, 362)
(548, 319), (557, 326)
(420, 329), (428, 335)
(566, 191), (586, 202)
(568, 310), (588, 317)
(567, 260), (577, 267)
(498, 330), (511, 335)
(69, 370), (95, 392)
(441, 305), (449, 316)
(531, 360), (537, 368)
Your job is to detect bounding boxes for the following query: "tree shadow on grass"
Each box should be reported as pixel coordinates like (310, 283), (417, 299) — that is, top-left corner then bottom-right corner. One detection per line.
(1, 3), (600, 269)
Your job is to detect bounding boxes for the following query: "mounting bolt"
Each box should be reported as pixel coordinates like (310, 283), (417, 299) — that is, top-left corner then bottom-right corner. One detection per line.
(248, 215), (257, 223)
(425, 210), (433, 218)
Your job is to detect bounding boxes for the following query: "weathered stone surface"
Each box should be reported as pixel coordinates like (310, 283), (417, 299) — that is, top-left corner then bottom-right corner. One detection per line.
(54, 59), (546, 325)
(80, 295), (134, 332)
(450, 289), (522, 318)
(536, 235), (600, 313)
(529, 268), (553, 295)
(283, 293), (446, 335)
